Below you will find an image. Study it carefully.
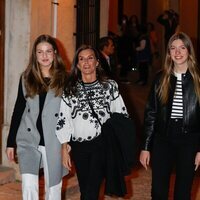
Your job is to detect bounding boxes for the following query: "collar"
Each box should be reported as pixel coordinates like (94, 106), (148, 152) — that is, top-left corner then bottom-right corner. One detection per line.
(101, 51), (110, 60)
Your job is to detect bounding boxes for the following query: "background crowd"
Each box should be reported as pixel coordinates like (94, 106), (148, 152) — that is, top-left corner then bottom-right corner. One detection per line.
(98, 9), (179, 86)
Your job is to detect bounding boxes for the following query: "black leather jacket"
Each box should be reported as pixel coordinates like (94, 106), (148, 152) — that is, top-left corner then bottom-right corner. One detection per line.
(142, 71), (200, 151)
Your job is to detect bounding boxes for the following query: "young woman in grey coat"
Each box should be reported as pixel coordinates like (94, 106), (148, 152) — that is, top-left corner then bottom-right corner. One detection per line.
(6, 34), (69, 200)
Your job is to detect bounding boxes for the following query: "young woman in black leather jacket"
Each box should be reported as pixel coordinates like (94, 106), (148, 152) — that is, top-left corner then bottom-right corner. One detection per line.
(140, 32), (200, 200)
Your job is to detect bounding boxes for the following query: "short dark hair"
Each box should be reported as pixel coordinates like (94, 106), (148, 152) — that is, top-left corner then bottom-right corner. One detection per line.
(98, 36), (113, 51)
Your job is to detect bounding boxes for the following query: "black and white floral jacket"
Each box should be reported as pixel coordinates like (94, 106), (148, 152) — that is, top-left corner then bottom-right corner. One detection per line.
(56, 79), (127, 143)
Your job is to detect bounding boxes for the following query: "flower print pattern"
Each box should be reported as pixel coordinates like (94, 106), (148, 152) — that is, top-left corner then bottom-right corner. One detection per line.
(56, 112), (66, 131)
(56, 79), (128, 142)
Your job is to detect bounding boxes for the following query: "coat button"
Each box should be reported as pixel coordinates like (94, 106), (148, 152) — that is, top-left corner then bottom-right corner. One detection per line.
(27, 128), (31, 132)
(28, 109), (30, 112)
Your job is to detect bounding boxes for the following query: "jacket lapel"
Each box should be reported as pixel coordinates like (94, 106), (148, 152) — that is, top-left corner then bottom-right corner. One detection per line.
(43, 90), (55, 108)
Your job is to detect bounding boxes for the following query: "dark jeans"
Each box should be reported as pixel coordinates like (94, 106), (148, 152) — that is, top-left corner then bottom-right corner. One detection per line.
(151, 119), (199, 200)
(71, 135), (105, 200)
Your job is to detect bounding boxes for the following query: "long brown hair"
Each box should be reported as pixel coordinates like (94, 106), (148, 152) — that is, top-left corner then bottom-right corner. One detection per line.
(64, 44), (107, 95)
(23, 34), (67, 98)
(158, 32), (200, 104)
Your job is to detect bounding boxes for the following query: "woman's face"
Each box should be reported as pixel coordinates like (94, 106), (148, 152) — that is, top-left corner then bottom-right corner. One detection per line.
(77, 49), (99, 80)
(36, 42), (55, 70)
(169, 39), (189, 70)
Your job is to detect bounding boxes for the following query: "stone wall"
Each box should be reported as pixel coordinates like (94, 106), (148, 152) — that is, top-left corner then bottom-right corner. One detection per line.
(2, 0), (31, 179)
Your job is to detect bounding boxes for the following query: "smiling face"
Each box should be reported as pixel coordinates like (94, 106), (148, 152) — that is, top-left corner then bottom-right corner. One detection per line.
(169, 39), (189, 73)
(77, 48), (99, 82)
(36, 42), (55, 76)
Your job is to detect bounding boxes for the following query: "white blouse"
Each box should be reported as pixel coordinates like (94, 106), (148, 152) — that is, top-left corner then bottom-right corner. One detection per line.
(56, 79), (128, 143)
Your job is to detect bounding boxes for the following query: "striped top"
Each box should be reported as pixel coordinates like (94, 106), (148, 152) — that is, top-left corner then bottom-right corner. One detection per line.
(171, 72), (183, 119)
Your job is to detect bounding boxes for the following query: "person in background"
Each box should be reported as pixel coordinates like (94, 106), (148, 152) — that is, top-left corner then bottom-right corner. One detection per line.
(118, 14), (129, 37)
(55, 44), (128, 199)
(140, 32), (200, 200)
(135, 24), (151, 86)
(128, 14), (140, 70)
(6, 34), (68, 200)
(157, 9), (179, 49)
(98, 36), (115, 79)
(117, 14), (133, 83)
(147, 22), (159, 69)
(128, 14), (140, 41)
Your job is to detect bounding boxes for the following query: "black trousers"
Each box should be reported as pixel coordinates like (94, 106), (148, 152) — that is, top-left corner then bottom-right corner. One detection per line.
(71, 135), (105, 200)
(151, 119), (199, 200)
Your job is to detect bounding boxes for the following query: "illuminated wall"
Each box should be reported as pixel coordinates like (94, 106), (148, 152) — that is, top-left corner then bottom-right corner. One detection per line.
(30, 0), (109, 69)
(179, 0), (198, 51)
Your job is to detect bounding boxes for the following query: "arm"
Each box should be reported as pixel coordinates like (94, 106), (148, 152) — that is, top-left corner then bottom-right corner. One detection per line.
(140, 77), (159, 169)
(109, 80), (128, 115)
(56, 95), (74, 169)
(6, 148), (15, 162)
(56, 96), (73, 143)
(6, 77), (26, 161)
(195, 152), (200, 171)
(140, 150), (150, 170)
(142, 78), (158, 151)
(61, 142), (72, 171)
(140, 80), (157, 170)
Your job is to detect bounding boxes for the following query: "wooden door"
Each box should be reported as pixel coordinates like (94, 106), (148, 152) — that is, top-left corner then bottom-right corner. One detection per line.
(0, 0), (5, 163)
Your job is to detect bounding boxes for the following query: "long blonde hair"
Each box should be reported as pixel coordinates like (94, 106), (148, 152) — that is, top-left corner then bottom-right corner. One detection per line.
(158, 32), (200, 104)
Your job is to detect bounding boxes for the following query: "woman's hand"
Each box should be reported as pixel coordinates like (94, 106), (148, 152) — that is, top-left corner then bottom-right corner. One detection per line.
(62, 143), (72, 171)
(139, 150), (150, 170)
(6, 147), (15, 162)
(195, 152), (200, 171)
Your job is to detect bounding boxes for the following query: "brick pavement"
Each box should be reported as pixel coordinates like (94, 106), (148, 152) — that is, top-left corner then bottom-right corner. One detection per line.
(0, 166), (152, 200)
(1, 166), (200, 200)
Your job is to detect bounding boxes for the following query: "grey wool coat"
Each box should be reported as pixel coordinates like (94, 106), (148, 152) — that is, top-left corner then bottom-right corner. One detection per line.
(16, 81), (68, 187)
